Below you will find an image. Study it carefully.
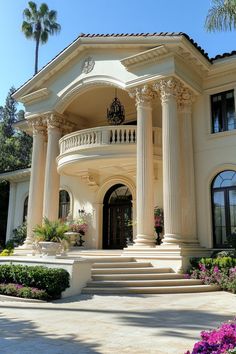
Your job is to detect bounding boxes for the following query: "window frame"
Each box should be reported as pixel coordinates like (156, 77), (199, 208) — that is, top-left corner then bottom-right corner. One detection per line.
(211, 89), (236, 134)
(211, 170), (236, 248)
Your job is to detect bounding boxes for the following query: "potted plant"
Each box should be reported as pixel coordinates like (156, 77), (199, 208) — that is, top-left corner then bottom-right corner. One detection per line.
(65, 215), (88, 247)
(33, 218), (70, 257)
(154, 206), (164, 245)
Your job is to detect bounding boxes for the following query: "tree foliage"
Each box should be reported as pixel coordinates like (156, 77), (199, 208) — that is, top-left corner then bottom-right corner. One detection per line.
(205, 0), (236, 32)
(0, 87), (32, 173)
(22, 1), (61, 74)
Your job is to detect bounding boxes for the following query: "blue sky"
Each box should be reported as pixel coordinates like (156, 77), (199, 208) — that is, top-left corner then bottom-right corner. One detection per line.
(1, 0), (236, 107)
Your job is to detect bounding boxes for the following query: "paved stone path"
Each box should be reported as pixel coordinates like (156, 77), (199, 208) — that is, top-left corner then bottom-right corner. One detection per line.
(0, 291), (235, 354)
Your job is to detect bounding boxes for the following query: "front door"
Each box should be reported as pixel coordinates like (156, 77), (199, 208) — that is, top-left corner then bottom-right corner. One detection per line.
(103, 184), (132, 249)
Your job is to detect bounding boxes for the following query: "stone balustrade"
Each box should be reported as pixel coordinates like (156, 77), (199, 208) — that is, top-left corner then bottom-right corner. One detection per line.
(59, 125), (161, 155)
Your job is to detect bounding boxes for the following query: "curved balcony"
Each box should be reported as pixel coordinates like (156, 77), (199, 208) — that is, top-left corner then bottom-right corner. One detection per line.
(57, 125), (161, 176)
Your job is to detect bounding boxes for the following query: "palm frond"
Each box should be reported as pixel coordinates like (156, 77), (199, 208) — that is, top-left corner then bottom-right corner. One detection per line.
(40, 30), (48, 44)
(22, 21), (33, 38)
(205, 0), (236, 31)
(39, 3), (49, 17)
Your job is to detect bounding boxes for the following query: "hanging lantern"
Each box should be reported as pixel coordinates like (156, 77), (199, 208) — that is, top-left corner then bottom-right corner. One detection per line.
(107, 90), (125, 125)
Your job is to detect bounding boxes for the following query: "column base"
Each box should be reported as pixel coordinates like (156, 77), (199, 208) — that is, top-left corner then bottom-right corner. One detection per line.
(133, 234), (156, 247)
(13, 239), (35, 256)
(123, 242), (212, 272)
(162, 233), (184, 245)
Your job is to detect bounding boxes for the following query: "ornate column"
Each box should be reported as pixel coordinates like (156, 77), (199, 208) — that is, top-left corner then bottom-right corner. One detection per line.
(43, 113), (63, 220)
(178, 88), (197, 242)
(25, 117), (46, 247)
(129, 85), (156, 247)
(154, 78), (183, 244)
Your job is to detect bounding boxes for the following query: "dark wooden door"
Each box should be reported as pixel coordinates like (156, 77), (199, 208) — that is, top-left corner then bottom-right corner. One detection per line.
(103, 184), (132, 249)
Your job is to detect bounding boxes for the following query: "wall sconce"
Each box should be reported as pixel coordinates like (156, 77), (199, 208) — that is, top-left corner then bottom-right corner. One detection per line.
(78, 209), (85, 216)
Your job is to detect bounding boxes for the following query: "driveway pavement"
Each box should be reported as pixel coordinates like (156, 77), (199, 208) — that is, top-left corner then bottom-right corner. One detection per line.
(0, 291), (235, 354)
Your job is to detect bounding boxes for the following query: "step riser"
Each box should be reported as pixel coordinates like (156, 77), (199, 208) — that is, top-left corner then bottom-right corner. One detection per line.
(92, 262), (152, 268)
(92, 268), (173, 274)
(82, 285), (220, 295)
(92, 274), (185, 281)
(86, 280), (203, 287)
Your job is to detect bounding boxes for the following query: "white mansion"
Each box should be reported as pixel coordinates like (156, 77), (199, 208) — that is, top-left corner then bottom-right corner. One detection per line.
(1, 32), (236, 270)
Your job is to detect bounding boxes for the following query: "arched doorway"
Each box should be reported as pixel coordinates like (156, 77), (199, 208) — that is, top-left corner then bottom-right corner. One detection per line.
(212, 170), (236, 247)
(103, 184), (133, 249)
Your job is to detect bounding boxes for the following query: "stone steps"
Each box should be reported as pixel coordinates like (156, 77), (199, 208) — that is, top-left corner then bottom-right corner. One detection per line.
(86, 279), (203, 287)
(92, 273), (185, 280)
(82, 284), (220, 295)
(81, 258), (220, 295)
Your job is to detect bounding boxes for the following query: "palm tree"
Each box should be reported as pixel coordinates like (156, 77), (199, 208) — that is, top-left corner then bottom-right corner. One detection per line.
(205, 0), (236, 32)
(22, 1), (61, 75)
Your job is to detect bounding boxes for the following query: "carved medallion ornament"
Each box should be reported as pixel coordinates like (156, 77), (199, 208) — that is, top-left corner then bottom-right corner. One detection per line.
(82, 56), (95, 74)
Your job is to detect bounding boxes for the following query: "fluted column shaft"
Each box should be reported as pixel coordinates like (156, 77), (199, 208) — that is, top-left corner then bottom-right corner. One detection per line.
(157, 78), (182, 243)
(178, 90), (197, 241)
(130, 86), (156, 246)
(26, 119), (46, 245)
(43, 114), (62, 220)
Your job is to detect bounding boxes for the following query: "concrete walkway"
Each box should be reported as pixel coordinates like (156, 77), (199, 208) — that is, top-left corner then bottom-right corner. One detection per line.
(0, 291), (235, 354)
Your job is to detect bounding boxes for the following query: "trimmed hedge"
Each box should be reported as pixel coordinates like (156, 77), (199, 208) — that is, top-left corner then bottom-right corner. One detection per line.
(0, 264), (70, 299)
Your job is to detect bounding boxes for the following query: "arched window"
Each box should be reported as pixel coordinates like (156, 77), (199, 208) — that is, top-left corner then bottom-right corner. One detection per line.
(23, 196), (28, 222)
(212, 170), (236, 247)
(58, 190), (70, 219)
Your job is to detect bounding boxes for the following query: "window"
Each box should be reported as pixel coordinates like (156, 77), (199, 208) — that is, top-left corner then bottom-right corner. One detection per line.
(212, 170), (236, 247)
(58, 190), (70, 219)
(211, 90), (236, 133)
(23, 196), (28, 222)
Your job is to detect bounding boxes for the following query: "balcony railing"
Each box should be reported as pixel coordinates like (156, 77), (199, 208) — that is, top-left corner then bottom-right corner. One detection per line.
(59, 125), (161, 155)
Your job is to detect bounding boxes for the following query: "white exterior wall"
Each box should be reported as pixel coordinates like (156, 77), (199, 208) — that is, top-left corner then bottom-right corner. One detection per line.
(6, 180), (29, 241)
(193, 93), (236, 248)
(7, 172), (164, 248)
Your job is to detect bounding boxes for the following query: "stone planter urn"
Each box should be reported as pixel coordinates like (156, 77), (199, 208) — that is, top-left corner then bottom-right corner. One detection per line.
(64, 232), (79, 247)
(38, 241), (62, 257)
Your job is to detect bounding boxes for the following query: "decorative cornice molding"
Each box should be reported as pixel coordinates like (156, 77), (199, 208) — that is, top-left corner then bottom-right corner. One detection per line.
(0, 168), (31, 182)
(20, 88), (51, 105)
(121, 45), (170, 71)
(129, 85), (156, 106)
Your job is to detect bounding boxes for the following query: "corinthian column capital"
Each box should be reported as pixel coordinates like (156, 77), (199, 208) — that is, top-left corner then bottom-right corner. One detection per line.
(153, 77), (182, 104)
(27, 116), (46, 136)
(129, 85), (156, 107)
(177, 87), (195, 113)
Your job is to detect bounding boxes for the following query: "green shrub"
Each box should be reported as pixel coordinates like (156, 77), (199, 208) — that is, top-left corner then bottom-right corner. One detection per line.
(5, 223), (27, 249)
(0, 249), (14, 256)
(0, 264), (70, 299)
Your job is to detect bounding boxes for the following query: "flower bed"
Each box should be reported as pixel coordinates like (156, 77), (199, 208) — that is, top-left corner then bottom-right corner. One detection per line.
(0, 283), (48, 300)
(0, 264), (70, 300)
(188, 256), (236, 293)
(185, 320), (236, 354)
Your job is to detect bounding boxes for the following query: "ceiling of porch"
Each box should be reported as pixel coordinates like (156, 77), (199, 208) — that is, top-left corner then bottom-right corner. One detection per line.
(64, 86), (161, 128)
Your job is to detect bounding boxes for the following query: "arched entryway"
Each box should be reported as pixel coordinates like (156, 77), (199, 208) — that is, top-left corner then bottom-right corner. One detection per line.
(212, 170), (236, 247)
(103, 184), (133, 249)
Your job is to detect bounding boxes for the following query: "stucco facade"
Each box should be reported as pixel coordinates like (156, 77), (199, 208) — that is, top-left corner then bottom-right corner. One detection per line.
(2, 33), (236, 268)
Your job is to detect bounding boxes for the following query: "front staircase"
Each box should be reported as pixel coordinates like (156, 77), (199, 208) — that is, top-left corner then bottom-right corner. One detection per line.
(81, 257), (219, 295)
